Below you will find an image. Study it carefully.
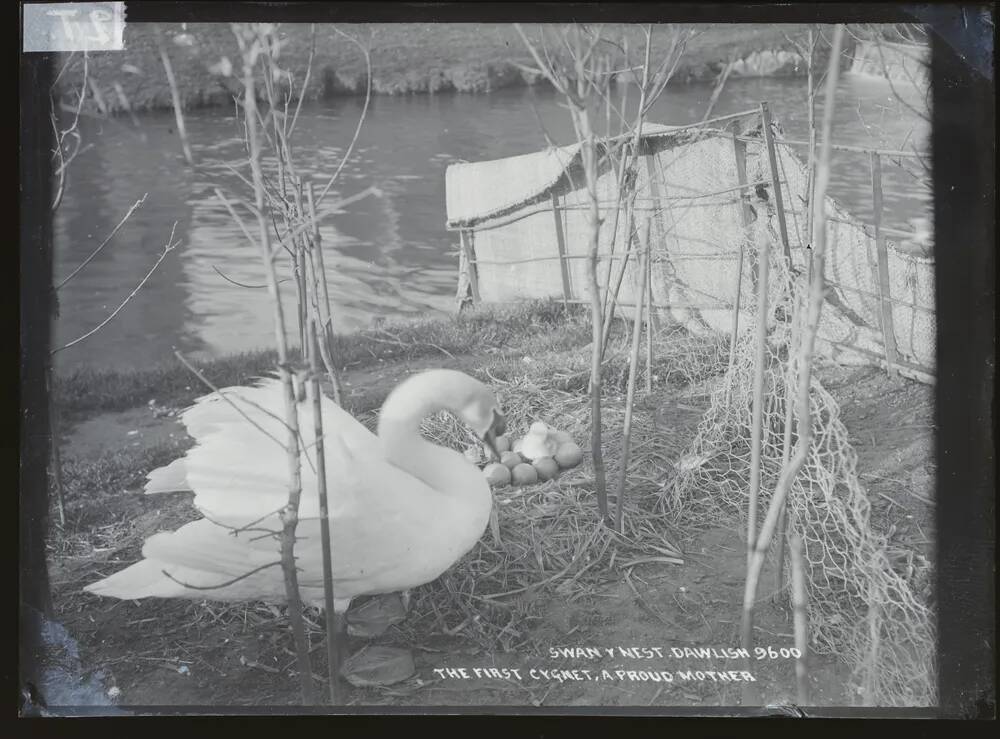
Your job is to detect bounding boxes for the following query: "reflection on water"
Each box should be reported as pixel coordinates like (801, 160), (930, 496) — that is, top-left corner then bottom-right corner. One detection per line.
(53, 73), (930, 371)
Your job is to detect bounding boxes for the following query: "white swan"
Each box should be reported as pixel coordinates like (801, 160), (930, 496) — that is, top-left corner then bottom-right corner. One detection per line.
(85, 369), (505, 620)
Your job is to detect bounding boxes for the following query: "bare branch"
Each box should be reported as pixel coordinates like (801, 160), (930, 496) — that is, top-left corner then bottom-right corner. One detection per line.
(56, 194), (148, 290)
(172, 349), (290, 452)
(288, 23), (317, 138)
(316, 26), (373, 206)
(52, 223), (180, 354)
(161, 559), (283, 591)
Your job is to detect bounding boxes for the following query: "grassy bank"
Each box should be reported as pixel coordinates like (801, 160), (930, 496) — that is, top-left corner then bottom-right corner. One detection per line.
(47, 296), (933, 707)
(54, 300), (594, 419)
(57, 23), (824, 114)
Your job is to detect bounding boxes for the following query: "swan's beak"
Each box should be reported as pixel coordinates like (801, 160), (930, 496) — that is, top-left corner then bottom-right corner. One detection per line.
(483, 429), (501, 462)
(481, 410), (506, 462)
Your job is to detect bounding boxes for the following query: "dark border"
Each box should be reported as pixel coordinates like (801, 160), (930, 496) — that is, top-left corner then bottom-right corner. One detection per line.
(16, 0), (997, 723)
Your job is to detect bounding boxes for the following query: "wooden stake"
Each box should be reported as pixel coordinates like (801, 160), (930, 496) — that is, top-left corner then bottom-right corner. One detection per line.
(551, 193), (573, 303)
(729, 135), (753, 380)
(309, 318), (341, 704)
(459, 230), (480, 304)
(746, 209), (770, 571)
(760, 102), (792, 266)
(870, 152), (899, 378)
(645, 238), (653, 394)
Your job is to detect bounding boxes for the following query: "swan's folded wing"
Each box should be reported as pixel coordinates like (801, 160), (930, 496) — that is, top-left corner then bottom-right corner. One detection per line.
(145, 457), (191, 494)
(182, 378), (377, 453)
(85, 518), (287, 603)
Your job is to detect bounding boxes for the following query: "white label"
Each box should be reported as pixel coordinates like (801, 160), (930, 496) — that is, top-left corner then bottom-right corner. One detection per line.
(22, 2), (125, 52)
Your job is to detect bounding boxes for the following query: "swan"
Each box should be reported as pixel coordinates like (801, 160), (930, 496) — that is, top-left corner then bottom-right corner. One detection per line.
(84, 369), (506, 678)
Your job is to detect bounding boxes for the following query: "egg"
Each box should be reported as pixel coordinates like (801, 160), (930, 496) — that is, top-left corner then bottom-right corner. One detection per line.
(495, 434), (511, 453)
(500, 451), (523, 470)
(532, 457), (559, 481)
(511, 463), (539, 486)
(554, 442), (583, 469)
(552, 429), (573, 445)
(512, 437), (524, 454)
(484, 463), (511, 487)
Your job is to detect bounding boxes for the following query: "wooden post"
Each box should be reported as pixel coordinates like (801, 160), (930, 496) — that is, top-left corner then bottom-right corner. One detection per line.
(760, 102), (793, 266)
(642, 155), (665, 333)
(729, 135), (754, 375)
(309, 318), (341, 705)
(746, 192), (771, 571)
(645, 236), (653, 394)
(551, 193), (573, 303)
(459, 230), (480, 304)
(869, 152), (899, 378)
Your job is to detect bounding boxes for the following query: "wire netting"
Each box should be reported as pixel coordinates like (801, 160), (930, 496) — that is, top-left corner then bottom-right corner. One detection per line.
(663, 223), (936, 706)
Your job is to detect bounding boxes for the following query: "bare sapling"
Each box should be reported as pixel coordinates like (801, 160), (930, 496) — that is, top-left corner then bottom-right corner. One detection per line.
(515, 23), (611, 520)
(599, 25), (692, 356)
(614, 218), (652, 532)
(232, 22), (315, 704)
(305, 183), (344, 405)
(789, 531), (810, 705)
(739, 24), (845, 699)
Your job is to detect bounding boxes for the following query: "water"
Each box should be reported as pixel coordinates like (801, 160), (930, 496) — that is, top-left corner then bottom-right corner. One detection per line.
(53, 74), (930, 371)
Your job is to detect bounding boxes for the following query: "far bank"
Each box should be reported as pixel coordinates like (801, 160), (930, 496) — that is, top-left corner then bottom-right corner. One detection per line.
(56, 23), (831, 114)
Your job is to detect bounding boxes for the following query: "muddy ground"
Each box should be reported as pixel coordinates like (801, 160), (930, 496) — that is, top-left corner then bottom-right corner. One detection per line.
(45, 356), (934, 710)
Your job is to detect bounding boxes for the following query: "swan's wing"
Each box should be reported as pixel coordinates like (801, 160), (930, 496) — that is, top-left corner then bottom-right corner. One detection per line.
(145, 377), (378, 509)
(145, 457), (191, 494)
(182, 378), (377, 451)
(178, 399), (372, 530)
(84, 518), (288, 604)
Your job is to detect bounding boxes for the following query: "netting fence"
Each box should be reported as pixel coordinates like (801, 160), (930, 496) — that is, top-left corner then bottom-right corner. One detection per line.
(447, 104), (936, 706)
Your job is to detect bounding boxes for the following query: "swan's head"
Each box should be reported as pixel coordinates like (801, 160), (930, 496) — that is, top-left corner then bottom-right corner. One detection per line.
(378, 369), (507, 461)
(461, 392), (507, 462)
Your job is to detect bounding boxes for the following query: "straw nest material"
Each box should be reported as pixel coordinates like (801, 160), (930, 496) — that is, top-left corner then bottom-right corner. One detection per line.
(383, 372), (701, 651)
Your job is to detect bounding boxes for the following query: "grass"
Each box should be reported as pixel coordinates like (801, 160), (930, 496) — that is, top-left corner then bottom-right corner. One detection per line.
(56, 23), (824, 114)
(54, 300), (593, 420)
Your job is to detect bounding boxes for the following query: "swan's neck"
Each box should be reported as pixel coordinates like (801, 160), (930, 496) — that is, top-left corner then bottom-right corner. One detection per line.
(376, 371), (481, 494)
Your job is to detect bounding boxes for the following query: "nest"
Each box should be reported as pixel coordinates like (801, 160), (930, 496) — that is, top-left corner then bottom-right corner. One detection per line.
(388, 373), (702, 652)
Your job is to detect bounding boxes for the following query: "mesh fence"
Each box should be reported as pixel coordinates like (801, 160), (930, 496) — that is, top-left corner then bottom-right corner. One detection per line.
(662, 230), (936, 707)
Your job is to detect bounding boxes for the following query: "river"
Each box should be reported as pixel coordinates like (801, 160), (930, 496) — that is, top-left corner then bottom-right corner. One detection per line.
(52, 73), (930, 371)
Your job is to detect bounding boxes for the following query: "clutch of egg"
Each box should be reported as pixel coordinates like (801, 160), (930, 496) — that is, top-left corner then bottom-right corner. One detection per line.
(475, 422), (583, 488)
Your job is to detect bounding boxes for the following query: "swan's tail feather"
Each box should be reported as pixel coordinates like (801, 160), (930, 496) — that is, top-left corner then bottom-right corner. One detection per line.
(144, 457), (190, 495)
(85, 519), (286, 603)
(83, 559), (201, 600)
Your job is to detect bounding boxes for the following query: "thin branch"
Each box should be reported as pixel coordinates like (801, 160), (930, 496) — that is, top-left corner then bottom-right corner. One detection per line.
(214, 188), (262, 250)
(288, 23), (316, 138)
(52, 223), (180, 354)
(173, 349), (290, 453)
(56, 195), (148, 290)
(161, 560), (283, 591)
(316, 27), (372, 206)
(212, 264), (293, 289)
